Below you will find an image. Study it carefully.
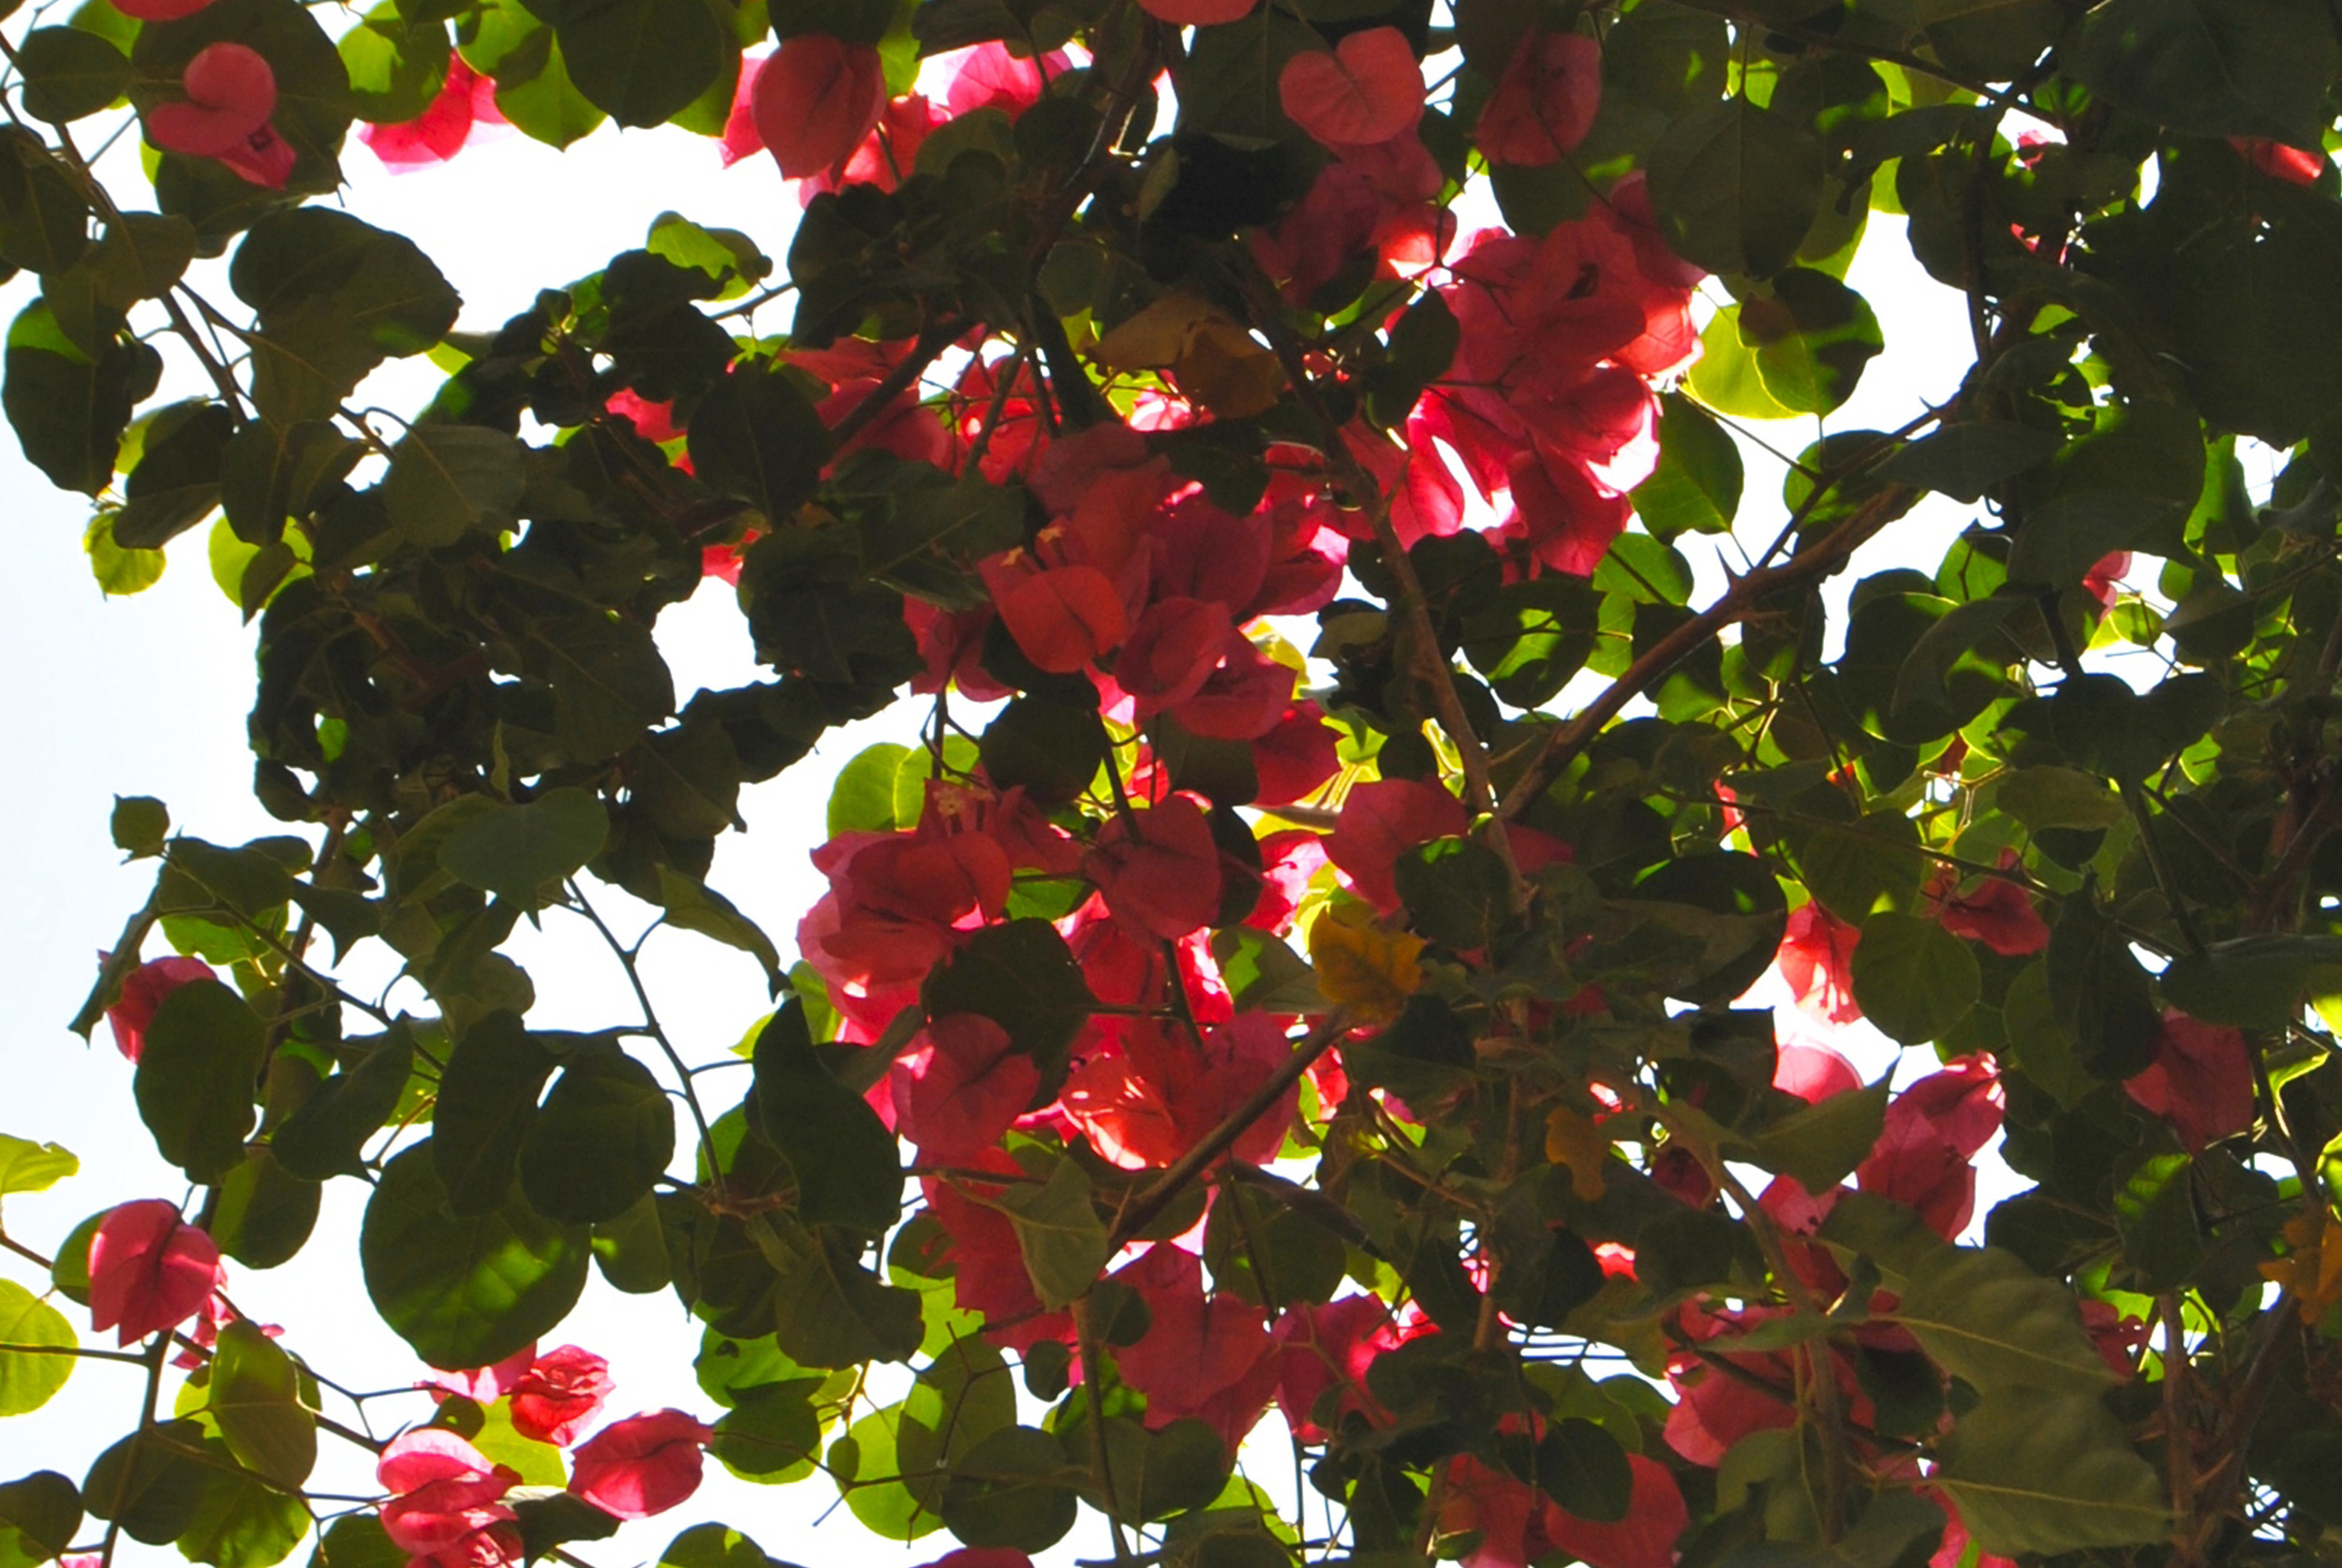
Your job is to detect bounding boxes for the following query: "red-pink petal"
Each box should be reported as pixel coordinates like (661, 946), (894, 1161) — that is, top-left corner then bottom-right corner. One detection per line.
(423, 1342), (537, 1404)
(1325, 777), (1469, 914)
(379, 1427), (502, 1494)
(567, 1410), (715, 1519)
(1135, 0), (1255, 22)
(86, 1200), (220, 1347)
(148, 43), (276, 157)
(104, 955), (215, 1063)
(754, 35), (885, 179)
(1475, 30), (1600, 167)
(995, 565), (1129, 673)
(1278, 28), (1423, 149)
(892, 1013), (1038, 1159)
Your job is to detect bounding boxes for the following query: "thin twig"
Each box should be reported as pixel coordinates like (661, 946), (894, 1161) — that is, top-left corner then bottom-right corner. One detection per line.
(1235, 267), (1527, 908)
(1502, 482), (1917, 821)
(567, 883), (722, 1194)
(1106, 1011), (1352, 1250)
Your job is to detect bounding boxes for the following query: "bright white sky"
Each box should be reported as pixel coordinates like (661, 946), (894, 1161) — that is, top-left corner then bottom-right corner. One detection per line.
(0, 71), (2006, 1566)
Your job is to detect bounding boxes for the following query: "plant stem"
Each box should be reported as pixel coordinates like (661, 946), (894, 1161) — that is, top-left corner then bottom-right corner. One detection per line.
(1106, 1011), (1353, 1250)
(568, 883), (723, 1197)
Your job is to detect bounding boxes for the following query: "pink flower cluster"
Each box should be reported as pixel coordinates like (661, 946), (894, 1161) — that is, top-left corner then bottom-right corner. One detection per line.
(387, 1344), (714, 1563)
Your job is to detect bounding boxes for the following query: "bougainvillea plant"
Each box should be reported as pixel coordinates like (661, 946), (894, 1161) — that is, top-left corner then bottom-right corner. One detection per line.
(5, 0), (2342, 1565)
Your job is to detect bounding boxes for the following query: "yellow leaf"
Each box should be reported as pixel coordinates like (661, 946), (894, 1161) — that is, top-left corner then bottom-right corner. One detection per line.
(1174, 318), (1285, 419)
(2259, 1211), (2342, 1323)
(1092, 293), (1218, 371)
(1544, 1107), (1610, 1202)
(1307, 911), (1424, 1025)
(1091, 294), (1285, 420)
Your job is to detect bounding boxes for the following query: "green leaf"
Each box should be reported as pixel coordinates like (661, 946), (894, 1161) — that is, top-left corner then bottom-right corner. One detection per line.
(1995, 765), (2126, 832)
(85, 213), (197, 313)
(900, 1329), (1016, 1491)
(82, 1421), (208, 1546)
(2157, 201), (2342, 448)
(2159, 934), (2342, 1029)
(1644, 96), (1827, 278)
(207, 1320), (315, 1488)
(921, 920), (1097, 1069)
(2045, 884), (2161, 1078)
(511, 1493), (621, 1561)
(380, 423), (527, 548)
(1201, 1179), (1344, 1309)
(175, 1438), (306, 1568)
(751, 1000), (901, 1234)
(826, 742), (915, 836)
(979, 698), (1107, 807)
(711, 1381), (824, 1483)
(308, 1515), (405, 1568)
(1686, 305), (1801, 421)
(2069, 0), (2336, 145)
(2112, 1149), (2201, 1293)
(489, 28), (608, 147)
(2006, 490), (2188, 593)
(1798, 812), (1923, 922)
(115, 400), (234, 550)
(1912, 0), (2067, 77)
(590, 1191), (672, 1295)
(521, 609), (676, 762)
(219, 420), (359, 547)
(518, 1048), (676, 1225)
(1632, 392), (1743, 538)
(658, 1523), (802, 1568)
(1876, 422), (2060, 503)
(688, 360), (833, 523)
(550, 0), (729, 126)
(832, 1402), (947, 1541)
(111, 794), (169, 858)
(0, 1472), (81, 1566)
(210, 1149), (320, 1269)
(1208, 927), (1326, 1016)
(230, 208), (460, 423)
(1395, 837), (1512, 953)
(134, 978), (263, 1185)
(1536, 1418), (1635, 1522)
(16, 26), (129, 121)
(0, 1282), (73, 1416)
(757, 1214), (924, 1368)
(0, 1135), (77, 1197)
(360, 1142), (589, 1369)
(1847, 912), (1978, 1044)
(1093, 1417), (1230, 1521)
(1742, 269), (1884, 415)
(941, 1425), (1080, 1552)
(655, 867), (784, 994)
(1459, 577), (1600, 709)
(1170, 7), (1319, 141)
(5, 300), (159, 494)
(0, 129), (89, 275)
(1890, 1245), (2115, 1397)
(270, 1024), (415, 1180)
(1933, 1389), (2168, 1555)
(1366, 289), (1460, 428)
(1625, 851), (1790, 1008)
(432, 1012), (557, 1217)
(437, 789), (609, 909)
(1744, 1078), (1892, 1194)
(84, 514), (165, 596)
(977, 1150), (1108, 1309)
(339, 5), (452, 123)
